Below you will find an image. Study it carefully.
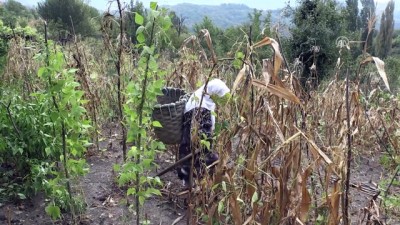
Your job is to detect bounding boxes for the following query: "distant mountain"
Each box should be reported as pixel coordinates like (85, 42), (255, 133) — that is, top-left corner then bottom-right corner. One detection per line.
(15, 0), (400, 30)
(166, 3), (400, 31)
(165, 3), (284, 30)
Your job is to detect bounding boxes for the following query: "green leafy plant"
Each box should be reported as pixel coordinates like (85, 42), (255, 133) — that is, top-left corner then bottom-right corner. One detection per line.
(115, 2), (172, 224)
(0, 39), (90, 220)
(33, 41), (91, 220)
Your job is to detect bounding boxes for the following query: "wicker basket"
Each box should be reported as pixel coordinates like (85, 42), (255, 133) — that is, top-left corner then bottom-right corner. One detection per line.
(152, 87), (189, 145)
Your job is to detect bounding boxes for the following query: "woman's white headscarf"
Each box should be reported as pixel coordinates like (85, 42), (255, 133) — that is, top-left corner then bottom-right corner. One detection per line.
(185, 78), (230, 130)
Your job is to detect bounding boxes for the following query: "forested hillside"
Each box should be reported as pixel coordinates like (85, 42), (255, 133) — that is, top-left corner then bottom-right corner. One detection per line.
(166, 3), (284, 30)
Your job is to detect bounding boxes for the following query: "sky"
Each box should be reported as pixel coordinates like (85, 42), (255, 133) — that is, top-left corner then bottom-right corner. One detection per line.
(13, 0), (291, 11)
(101, 0), (287, 10)
(12, 0), (397, 11)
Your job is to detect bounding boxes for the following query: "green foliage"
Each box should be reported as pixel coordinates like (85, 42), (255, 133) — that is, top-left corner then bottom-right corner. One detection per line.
(391, 31), (400, 56)
(379, 166), (400, 216)
(375, 0), (395, 59)
(345, 0), (360, 32)
(0, 42), (90, 220)
(288, 0), (345, 85)
(116, 3), (171, 222)
(0, 93), (59, 202)
(36, 44), (91, 218)
(384, 56), (400, 92)
(0, 3), (41, 73)
(247, 9), (269, 41)
(45, 204), (61, 220)
(192, 9), (272, 58)
(126, 0), (146, 45)
(155, 10), (190, 53)
(169, 10), (188, 37)
(194, 16), (224, 55)
(0, 20), (40, 39)
(168, 3), (276, 31)
(0, 21), (8, 74)
(37, 0), (100, 37)
(0, 0), (38, 28)
(360, 0), (376, 53)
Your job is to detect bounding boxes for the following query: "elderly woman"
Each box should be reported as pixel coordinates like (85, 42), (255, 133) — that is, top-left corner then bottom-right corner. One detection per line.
(177, 78), (230, 186)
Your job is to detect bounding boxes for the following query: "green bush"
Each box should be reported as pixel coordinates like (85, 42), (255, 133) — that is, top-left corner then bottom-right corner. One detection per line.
(0, 42), (91, 220)
(385, 56), (400, 93)
(0, 91), (58, 201)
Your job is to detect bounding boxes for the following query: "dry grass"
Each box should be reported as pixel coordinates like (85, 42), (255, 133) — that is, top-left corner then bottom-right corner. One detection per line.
(168, 32), (399, 224)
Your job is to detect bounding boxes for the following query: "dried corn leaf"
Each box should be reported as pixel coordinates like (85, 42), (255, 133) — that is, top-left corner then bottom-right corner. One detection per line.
(253, 37), (283, 80)
(182, 35), (196, 48)
(243, 215), (253, 225)
(372, 57), (390, 91)
(244, 147), (259, 198)
(296, 218), (306, 225)
(232, 64), (248, 93)
(277, 177), (289, 219)
(252, 79), (302, 105)
(328, 180), (341, 225)
(207, 203), (218, 225)
(265, 101), (285, 143)
(253, 36), (272, 49)
(261, 203), (272, 225)
(296, 128), (333, 165)
(270, 39), (283, 79)
(200, 29), (217, 63)
(261, 131), (302, 166)
(225, 174), (242, 224)
(262, 59), (272, 87)
(360, 56), (390, 91)
(298, 165), (313, 222)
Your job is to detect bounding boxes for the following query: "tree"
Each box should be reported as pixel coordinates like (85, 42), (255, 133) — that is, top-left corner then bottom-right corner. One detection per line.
(247, 9), (263, 41)
(360, 0), (376, 54)
(37, 0), (100, 37)
(245, 9), (272, 42)
(289, 0), (345, 86)
(346, 0), (359, 32)
(0, 0), (37, 28)
(126, 0), (146, 45)
(169, 10), (187, 37)
(375, 0), (395, 59)
(391, 30), (400, 56)
(194, 16), (226, 56)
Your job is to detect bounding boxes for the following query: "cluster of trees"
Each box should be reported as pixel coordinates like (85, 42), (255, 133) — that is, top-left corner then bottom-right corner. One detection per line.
(185, 0), (397, 86)
(37, 0), (101, 38)
(0, 0), (38, 28)
(0, 0), (100, 39)
(287, 0), (397, 84)
(375, 0), (395, 58)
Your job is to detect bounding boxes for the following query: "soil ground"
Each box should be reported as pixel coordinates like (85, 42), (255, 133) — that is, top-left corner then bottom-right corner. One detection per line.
(0, 123), (399, 225)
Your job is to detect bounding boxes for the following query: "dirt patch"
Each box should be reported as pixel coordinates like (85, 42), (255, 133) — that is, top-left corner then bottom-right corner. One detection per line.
(348, 154), (400, 224)
(0, 124), (186, 225)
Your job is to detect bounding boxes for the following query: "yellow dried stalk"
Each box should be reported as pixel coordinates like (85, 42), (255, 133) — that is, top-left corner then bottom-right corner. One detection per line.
(252, 79), (302, 105)
(360, 56), (390, 91)
(200, 29), (217, 64)
(252, 36), (283, 80)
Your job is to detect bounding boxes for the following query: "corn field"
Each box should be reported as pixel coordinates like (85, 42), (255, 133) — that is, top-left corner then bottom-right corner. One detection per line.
(1, 2), (400, 225)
